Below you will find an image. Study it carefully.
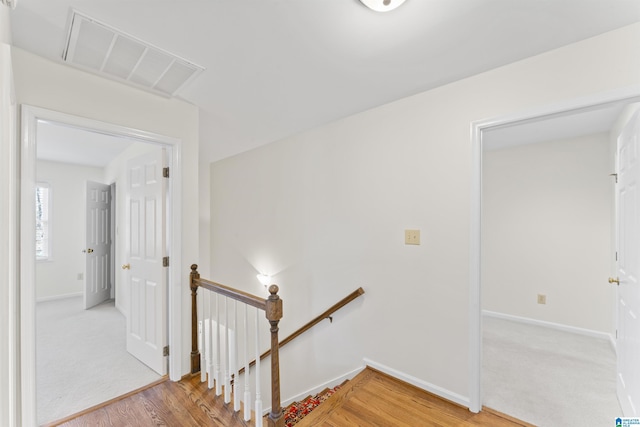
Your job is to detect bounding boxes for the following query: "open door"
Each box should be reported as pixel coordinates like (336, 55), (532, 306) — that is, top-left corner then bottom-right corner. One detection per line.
(614, 109), (640, 416)
(85, 181), (111, 309)
(124, 148), (168, 376)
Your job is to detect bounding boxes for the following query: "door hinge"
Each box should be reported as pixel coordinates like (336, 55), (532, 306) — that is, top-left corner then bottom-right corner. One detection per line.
(610, 173), (618, 183)
(616, 251), (618, 261)
(163, 167), (170, 178)
(163, 256), (169, 267)
(163, 346), (169, 356)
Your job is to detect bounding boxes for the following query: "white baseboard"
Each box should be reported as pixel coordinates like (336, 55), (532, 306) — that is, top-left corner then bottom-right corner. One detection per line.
(36, 292), (82, 303)
(483, 310), (614, 342)
(279, 366), (365, 409)
(363, 358), (470, 409)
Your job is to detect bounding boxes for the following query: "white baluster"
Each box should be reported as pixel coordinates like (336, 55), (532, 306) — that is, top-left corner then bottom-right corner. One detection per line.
(204, 290), (211, 386)
(215, 293), (222, 396)
(198, 319), (205, 383)
(255, 306), (262, 427)
(207, 291), (214, 389)
(243, 303), (251, 422)
(199, 285), (206, 383)
(232, 300), (240, 412)
(224, 297), (231, 404)
(198, 289), (205, 382)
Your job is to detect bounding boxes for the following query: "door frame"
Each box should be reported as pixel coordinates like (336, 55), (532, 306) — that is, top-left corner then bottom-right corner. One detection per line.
(20, 105), (183, 425)
(468, 85), (640, 413)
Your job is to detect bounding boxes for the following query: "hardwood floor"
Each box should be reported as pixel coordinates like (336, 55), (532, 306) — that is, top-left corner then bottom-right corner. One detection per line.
(49, 367), (532, 427)
(48, 375), (253, 427)
(297, 368), (534, 427)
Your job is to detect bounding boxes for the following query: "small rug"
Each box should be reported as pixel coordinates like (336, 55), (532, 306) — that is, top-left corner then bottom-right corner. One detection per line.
(284, 385), (341, 427)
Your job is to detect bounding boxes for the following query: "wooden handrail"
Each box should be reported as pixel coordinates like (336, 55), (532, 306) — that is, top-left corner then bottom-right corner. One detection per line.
(239, 287), (365, 374)
(193, 276), (267, 311)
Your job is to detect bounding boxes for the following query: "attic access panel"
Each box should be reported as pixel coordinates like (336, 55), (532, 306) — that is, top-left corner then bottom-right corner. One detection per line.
(63, 10), (204, 97)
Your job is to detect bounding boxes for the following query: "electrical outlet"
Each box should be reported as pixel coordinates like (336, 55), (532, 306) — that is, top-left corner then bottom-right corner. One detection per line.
(537, 294), (546, 304)
(404, 229), (420, 245)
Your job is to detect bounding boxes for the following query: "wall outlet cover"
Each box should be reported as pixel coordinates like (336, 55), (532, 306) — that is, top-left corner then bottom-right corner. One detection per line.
(405, 229), (420, 245)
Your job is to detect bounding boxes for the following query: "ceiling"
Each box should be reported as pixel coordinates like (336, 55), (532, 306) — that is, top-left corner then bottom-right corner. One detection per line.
(36, 121), (136, 167)
(11, 0), (640, 163)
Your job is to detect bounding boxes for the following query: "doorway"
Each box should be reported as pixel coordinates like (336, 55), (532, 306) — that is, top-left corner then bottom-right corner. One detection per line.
(20, 106), (183, 425)
(469, 88), (640, 416)
(481, 116), (619, 425)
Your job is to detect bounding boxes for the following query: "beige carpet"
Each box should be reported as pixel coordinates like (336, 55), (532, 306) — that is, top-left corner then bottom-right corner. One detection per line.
(483, 315), (622, 426)
(36, 297), (161, 425)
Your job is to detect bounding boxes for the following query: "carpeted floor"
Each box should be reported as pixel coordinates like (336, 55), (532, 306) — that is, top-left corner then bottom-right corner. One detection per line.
(37, 297), (161, 425)
(483, 315), (622, 426)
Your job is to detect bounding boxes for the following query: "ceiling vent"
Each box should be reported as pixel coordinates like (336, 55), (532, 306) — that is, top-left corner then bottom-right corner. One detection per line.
(63, 10), (204, 97)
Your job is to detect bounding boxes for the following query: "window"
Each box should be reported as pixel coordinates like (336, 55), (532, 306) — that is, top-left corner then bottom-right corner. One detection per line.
(35, 183), (51, 260)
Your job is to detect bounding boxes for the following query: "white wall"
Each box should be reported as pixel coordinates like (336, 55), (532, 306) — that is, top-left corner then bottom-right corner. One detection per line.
(0, 6), (17, 425)
(0, 4), (10, 44)
(209, 23), (640, 404)
(104, 142), (160, 314)
(12, 47), (200, 375)
(482, 133), (613, 333)
(35, 160), (105, 300)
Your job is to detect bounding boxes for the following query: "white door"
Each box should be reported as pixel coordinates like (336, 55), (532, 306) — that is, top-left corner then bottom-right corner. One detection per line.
(616, 109), (640, 416)
(125, 148), (167, 375)
(85, 181), (111, 309)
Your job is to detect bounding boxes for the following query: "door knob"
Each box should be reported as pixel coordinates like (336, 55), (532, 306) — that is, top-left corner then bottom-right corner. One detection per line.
(83, 248), (94, 254)
(122, 264), (131, 270)
(608, 277), (620, 285)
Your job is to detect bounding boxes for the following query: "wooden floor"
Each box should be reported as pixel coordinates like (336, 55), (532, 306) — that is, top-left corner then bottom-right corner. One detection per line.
(48, 375), (253, 427)
(297, 368), (535, 427)
(49, 368), (533, 427)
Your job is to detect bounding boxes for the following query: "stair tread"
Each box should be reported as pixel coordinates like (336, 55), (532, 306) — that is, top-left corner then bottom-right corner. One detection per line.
(283, 381), (345, 426)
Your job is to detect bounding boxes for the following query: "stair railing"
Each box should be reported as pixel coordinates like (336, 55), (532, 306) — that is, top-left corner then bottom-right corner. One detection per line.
(190, 264), (283, 427)
(240, 286), (365, 374)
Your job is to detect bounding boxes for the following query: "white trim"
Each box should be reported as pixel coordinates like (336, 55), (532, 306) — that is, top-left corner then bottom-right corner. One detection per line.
(363, 358), (470, 408)
(36, 292), (83, 303)
(20, 105), (184, 424)
(279, 366), (364, 409)
(609, 334), (617, 353)
(0, 42), (18, 427)
(468, 85), (640, 414)
(483, 310), (612, 341)
(468, 118), (483, 413)
(20, 104), (37, 427)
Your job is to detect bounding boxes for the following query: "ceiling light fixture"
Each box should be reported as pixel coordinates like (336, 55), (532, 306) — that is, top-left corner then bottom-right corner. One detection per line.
(359, 0), (406, 12)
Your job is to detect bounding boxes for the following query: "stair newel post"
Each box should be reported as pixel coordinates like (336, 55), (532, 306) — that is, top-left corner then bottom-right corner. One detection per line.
(266, 285), (284, 427)
(190, 264), (201, 374)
